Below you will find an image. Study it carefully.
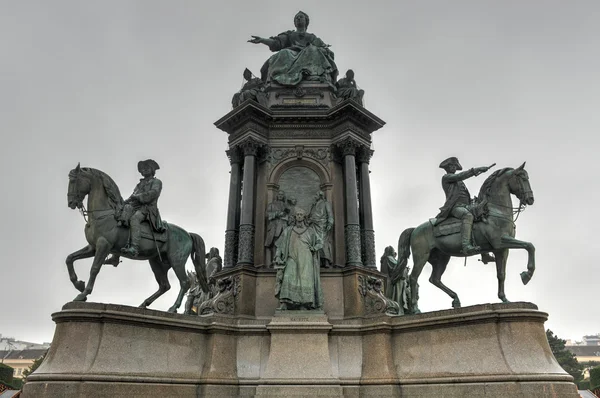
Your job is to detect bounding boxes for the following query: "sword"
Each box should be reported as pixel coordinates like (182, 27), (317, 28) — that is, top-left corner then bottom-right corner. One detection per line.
(149, 224), (163, 262)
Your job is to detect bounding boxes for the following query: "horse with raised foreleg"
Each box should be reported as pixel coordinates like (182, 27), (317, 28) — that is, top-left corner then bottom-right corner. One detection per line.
(66, 163), (208, 312)
(397, 162), (535, 313)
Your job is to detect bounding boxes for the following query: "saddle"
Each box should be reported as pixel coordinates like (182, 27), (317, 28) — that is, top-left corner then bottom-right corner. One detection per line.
(116, 204), (168, 242)
(140, 223), (168, 242)
(430, 198), (489, 237)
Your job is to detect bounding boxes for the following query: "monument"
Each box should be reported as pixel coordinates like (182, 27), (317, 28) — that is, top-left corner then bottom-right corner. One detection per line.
(24, 11), (579, 398)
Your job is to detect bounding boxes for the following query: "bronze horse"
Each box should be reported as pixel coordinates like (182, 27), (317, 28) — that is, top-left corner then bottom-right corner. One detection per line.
(397, 163), (535, 313)
(66, 164), (208, 312)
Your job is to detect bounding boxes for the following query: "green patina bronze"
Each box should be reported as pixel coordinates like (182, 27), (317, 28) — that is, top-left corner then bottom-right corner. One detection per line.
(273, 209), (324, 310)
(398, 162), (536, 314)
(249, 11), (338, 86)
(66, 163), (209, 313)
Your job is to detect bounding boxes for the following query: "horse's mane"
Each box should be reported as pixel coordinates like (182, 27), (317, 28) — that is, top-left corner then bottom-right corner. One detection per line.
(477, 168), (513, 200)
(85, 168), (124, 210)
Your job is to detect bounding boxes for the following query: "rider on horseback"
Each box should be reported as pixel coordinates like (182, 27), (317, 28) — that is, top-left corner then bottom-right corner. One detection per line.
(120, 159), (166, 257)
(436, 157), (491, 255)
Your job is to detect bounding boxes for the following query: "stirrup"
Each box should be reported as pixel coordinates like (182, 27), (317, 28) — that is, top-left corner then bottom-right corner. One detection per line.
(461, 245), (481, 256)
(121, 246), (139, 257)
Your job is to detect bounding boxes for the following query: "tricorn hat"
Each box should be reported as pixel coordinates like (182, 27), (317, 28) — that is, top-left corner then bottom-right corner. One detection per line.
(138, 159), (160, 173)
(439, 157), (462, 170)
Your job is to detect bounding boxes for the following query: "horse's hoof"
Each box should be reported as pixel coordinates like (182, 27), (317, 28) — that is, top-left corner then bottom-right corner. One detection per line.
(520, 271), (531, 285)
(73, 293), (87, 302)
(74, 280), (86, 292)
(168, 306), (177, 313)
(452, 299), (462, 308)
(138, 303), (148, 309)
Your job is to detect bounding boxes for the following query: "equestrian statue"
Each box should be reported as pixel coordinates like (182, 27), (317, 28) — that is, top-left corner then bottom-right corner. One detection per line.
(398, 159), (535, 314)
(66, 161), (209, 313)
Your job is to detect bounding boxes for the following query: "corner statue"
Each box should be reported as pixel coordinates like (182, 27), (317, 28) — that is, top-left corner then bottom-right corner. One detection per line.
(231, 68), (266, 108)
(335, 69), (365, 106)
(396, 161), (536, 314)
(248, 11), (338, 86)
(273, 209), (324, 310)
(66, 163), (208, 313)
(435, 157), (492, 255)
(120, 159), (166, 257)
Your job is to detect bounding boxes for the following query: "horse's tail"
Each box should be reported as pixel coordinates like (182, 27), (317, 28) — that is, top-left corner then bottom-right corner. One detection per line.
(397, 227), (415, 271)
(189, 233), (209, 293)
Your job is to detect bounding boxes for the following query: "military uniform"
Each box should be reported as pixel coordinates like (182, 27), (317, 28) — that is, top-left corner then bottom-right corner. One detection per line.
(436, 157), (488, 255)
(121, 159), (165, 257)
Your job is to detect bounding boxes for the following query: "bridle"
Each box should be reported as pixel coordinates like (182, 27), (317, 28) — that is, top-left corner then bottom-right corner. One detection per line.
(487, 171), (531, 224)
(68, 171), (114, 224)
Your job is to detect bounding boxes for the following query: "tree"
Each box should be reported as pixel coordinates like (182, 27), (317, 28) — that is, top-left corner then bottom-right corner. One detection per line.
(546, 329), (584, 382)
(22, 350), (47, 381)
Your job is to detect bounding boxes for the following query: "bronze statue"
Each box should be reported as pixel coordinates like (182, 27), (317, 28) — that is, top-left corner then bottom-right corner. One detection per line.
(435, 157), (492, 255)
(119, 159), (166, 257)
(248, 11), (338, 86)
(335, 69), (364, 105)
(265, 190), (289, 267)
(66, 163), (208, 312)
(286, 195), (298, 224)
(398, 162), (535, 313)
(380, 246), (410, 315)
(184, 247), (222, 315)
(274, 209), (324, 310)
(308, 191), (334, 267)
(231, 68), (266, 108)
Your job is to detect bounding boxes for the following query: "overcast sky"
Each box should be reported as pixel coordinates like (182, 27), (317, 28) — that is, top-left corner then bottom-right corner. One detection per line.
(1, 1), (598, 344)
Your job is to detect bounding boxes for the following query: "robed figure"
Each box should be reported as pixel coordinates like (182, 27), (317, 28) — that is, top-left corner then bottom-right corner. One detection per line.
(249, 11), (338, 86)
(265, 190), (289, 266)
(308, 191), (334, 267)
(380, 246), (410, 315)
(274, 209), (324, 310)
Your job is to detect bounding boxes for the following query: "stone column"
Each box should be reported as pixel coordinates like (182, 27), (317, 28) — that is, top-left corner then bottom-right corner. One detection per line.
(338, 138), (363, 267)
(223, 147), (242, 268)
(237, 139), (260, 266)
(357, 147), (376, 268)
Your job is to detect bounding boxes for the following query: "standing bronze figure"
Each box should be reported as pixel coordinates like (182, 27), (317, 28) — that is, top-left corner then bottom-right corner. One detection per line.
(398, 162), (535, 313)
(265, 190), (289, 267)
(66, 163), (208, 313)
(308, 191), (334, 267)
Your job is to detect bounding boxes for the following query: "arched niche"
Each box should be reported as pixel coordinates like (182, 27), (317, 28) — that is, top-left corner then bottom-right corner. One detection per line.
(269, 158), (330, 214)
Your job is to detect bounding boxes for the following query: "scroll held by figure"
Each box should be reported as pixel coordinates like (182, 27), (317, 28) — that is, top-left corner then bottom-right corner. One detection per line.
(248, 11), (338, 86)
(273, 209), (324, 311)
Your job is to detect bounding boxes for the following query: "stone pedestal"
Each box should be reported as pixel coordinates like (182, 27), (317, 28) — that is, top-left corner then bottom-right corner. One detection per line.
(256, 311), (342, 396)
(24, 302), (579, 397)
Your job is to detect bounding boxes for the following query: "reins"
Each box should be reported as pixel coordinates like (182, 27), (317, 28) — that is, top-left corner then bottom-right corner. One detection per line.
(79, 204), (115, 224)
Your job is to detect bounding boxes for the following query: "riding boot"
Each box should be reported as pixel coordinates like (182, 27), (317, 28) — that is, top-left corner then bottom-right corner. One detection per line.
(461, 218), (481, 255)
(122, 223), (141, 257)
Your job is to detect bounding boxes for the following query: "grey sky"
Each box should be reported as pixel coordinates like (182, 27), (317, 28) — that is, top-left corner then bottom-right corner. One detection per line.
(1, 1), (598, 344)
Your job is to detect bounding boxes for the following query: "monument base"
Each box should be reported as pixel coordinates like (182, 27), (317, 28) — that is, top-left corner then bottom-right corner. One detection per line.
(24, 301), (579, 397)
